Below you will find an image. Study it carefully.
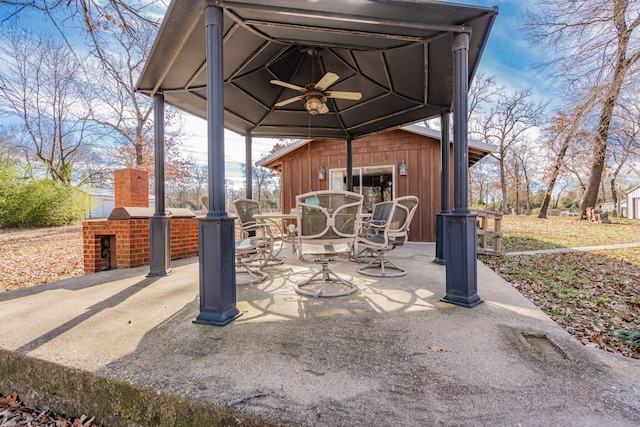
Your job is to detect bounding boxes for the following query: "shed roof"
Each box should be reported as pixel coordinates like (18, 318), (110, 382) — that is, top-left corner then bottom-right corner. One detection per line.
(257, 124), (496, 169)
(136, 0), (498, 140)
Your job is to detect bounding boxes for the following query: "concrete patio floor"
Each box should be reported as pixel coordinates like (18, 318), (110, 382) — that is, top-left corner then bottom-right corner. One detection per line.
(0, 242), (639, 426)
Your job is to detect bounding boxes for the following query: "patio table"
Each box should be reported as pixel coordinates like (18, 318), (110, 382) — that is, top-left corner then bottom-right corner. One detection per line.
(254, 213), (298, 254)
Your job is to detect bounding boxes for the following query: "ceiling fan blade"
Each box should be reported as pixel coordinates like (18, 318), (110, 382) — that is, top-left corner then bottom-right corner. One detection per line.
(270, 80), (307, 93)
(318, 103), (330, 114)
(275, 95), (304, 107)
(324, 91), (362, 101)
(314, 72), (339, 91)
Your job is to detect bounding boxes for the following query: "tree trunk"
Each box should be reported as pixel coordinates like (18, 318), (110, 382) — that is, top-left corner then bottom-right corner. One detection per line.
(579, 0), (633, 219)
(538, 136), (571, 218)
(611, 177), (618, 212)
(500, 157), (508, 214)
(135, 142), (144, 167)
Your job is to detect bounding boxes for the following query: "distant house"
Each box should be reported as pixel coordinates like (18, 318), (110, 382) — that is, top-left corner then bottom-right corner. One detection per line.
(626, 185), (640, 219)
(89, 189), (155, 219)
(257, 124), (495, 242)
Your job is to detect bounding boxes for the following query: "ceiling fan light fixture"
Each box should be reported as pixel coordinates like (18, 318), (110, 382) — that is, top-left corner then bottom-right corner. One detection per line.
(304, 95), (325, 115)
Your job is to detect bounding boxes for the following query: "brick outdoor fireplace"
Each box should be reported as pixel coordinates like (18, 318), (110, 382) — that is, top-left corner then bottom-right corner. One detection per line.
(82, 169), (199, 273)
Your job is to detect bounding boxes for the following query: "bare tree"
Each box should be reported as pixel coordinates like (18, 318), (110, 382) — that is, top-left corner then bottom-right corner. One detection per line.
(607, 98), (640, 212)
(479, 89), (546, 214)
(468, 157), (499, 208)
(0, 0), (190, 179)
(0, 30), (104, 185)
(509, 140), (539, 215)
(468, 73), (502, 124)
(537, 105), (594, 218)
(0, 1), (160, 37)
(87, 19), (158, 168)
(526, 0), (640, 219)
(191, 164), (209, 207)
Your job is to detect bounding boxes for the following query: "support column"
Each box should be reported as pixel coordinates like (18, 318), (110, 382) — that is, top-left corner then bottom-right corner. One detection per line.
(194, 5), (241, 326)
(148, 94), (172, 277)
(434, 110), (451, 265)
(442, 32), (482, 308)
(346, 136), (353, 192)
(245, 132), (253, 199)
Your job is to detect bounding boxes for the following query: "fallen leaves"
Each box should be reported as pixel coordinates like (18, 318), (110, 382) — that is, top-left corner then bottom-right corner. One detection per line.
(481, 250), (640, 359)
(0, 225), (83, 292)
(481, 215), (640, 359)
(0, 392), (100, 427)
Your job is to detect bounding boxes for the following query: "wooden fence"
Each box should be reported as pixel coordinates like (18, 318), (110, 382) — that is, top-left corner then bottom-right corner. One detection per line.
(472, 209), (503, 256)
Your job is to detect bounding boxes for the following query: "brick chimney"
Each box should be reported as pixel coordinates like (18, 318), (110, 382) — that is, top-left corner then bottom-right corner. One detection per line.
(114, 168), (149, 208)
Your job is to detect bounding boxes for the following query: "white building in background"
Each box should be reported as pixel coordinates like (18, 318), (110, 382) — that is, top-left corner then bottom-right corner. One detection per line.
(626, 185), (640, 219)
(88, 189), (156, 219)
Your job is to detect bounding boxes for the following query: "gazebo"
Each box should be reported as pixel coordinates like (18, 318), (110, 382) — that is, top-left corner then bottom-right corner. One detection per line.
(136, 0), (498, 325)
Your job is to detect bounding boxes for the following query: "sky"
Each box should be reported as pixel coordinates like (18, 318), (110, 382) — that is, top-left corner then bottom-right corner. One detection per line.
(0, 1), (551, 188)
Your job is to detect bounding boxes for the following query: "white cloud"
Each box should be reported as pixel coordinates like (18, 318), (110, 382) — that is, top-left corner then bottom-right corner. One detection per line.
(180, 114), (280, 187)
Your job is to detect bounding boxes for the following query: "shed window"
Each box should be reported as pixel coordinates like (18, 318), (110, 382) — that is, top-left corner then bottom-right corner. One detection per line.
(329, 166), (394, 213)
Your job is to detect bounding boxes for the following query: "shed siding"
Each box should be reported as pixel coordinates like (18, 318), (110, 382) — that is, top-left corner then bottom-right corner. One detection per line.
(276, 129), (443, 241)
(627, 186), (640, 219)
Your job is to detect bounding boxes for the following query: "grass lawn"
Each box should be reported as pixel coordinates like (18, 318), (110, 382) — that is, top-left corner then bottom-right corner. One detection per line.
(480, 215), (639, 359)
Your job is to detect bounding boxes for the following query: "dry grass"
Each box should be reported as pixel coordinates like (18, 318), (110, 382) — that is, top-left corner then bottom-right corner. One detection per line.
(500, 216), (640, 254)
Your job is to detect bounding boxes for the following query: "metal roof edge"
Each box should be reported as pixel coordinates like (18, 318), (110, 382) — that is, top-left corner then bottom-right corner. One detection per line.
(255, 138), (310, 167)
(256, 123), (497, 168)
(396, 123), (497, 153)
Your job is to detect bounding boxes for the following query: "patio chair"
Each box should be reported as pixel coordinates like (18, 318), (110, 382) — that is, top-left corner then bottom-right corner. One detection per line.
(231, 198), (285, 265)
(294, 190), (363, 297)
(234, 237), (271, 285)
(356, 195), (419, 277)
(355, 200), (394, 262)
(230, 198), (261, 237)
(201, 197), (274, 284)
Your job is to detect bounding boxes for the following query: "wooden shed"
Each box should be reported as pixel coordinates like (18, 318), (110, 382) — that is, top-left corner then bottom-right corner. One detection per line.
(258, 124), (494, 242)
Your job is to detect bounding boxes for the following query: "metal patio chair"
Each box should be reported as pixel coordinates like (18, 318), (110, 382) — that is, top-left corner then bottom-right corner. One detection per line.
(294, 190), (363, 297)
(231, 198), (285, 265)
(356, 195), (419, 277)
(201, 196), (273, 284)
(355, 200), (394, 262)
(234, 237), (271, 285)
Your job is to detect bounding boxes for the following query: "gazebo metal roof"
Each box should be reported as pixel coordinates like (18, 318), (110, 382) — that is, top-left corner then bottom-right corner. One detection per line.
(136, 0), (498, 140)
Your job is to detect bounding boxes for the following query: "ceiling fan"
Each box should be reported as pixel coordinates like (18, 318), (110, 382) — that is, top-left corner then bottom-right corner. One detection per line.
(270, 72), (362, 115)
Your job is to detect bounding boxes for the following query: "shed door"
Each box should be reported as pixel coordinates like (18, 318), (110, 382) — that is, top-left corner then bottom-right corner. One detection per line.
(329, 166), (394, 213)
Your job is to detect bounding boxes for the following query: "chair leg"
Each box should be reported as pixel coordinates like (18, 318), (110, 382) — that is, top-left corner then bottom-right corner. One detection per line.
(236, 261), (267, 285)
(356, 252), (407, 277)
(264, 233), (288, 266)
(352, 246), (374, 263)
(295, 261), (357, 297)
(235, 240), (270, 285)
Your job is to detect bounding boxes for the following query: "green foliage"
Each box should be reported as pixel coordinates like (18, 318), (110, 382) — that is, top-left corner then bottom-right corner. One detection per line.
(616, 328), (640, 349)
(0, 165), (90, 228)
